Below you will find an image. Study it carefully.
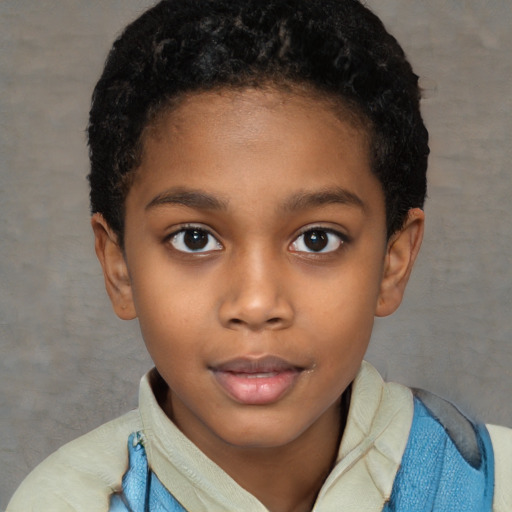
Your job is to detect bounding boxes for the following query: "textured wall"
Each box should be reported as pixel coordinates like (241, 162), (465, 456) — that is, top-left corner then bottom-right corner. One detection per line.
(1, 1), (511, 506)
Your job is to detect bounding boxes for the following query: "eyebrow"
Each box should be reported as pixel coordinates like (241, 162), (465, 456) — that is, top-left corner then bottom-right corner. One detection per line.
(280, 187), (365, 213)
(145, 188), (228, 211)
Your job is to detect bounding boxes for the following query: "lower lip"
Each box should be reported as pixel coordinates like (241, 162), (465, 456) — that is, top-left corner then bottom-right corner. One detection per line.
(212, 369), (301, 405)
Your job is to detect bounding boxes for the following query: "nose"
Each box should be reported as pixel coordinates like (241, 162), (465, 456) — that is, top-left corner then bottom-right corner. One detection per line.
(218, 249), (294, 331)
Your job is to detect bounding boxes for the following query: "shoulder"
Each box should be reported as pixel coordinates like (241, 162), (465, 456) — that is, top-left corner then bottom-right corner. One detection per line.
(412, 390), (512, 512)
(488, 424), (512, 512)
(6, 410), (141, 512)
(411, 392), (512, 512)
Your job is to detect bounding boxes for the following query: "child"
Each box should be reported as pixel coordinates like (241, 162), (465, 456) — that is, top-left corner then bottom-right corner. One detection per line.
(7, 0), (511, 511)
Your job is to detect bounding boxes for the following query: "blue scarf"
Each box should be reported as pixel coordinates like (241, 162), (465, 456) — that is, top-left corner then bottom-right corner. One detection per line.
(383, 395), (494, 511)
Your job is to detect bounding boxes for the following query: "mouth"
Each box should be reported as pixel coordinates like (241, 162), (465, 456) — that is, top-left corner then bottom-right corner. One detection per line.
(209, 356), (304, 405)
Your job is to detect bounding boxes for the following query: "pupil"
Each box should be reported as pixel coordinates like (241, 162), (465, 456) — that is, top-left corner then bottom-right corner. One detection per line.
(184, 229), (208, 250)
(305, 230), (328, 251)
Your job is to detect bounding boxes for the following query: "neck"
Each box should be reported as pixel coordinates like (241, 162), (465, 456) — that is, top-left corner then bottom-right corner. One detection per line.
(216, 411), (344, 512)
(155, 374), (351, 512)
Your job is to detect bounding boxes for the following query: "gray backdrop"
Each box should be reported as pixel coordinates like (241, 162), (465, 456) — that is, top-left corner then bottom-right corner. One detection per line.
(1, 0), (511, 507)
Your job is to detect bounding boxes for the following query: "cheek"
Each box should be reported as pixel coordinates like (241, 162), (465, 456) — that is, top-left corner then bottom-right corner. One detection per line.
(130, 276), (209, 359)
(298, 267), (381, 362)
(131, 258), (217, 318)
(303, 267), (382, 326)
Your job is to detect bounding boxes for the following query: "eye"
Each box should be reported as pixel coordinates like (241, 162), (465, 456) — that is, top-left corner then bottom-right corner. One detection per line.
(290, 228), (345, 254)
(169, 227), (222, 253)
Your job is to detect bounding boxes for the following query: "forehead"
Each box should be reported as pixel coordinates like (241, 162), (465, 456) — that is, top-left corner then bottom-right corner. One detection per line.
(130, 87), (383, 219)
(145, 86), (369, 151)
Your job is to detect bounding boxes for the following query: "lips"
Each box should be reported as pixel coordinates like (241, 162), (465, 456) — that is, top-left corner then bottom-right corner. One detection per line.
(210, 356), (303, 405)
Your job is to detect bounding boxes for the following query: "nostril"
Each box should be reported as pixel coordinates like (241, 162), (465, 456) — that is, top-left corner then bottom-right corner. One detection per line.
(228, 317), (282, 327)
(220, 297), (294, 331)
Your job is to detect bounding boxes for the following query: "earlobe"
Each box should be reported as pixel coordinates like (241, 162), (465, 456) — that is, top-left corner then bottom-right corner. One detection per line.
(375, 208), (424, 317)
(91, 213), (137, 320)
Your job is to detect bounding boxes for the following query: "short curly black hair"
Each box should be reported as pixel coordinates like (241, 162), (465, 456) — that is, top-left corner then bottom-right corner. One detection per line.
(88, 0), (429, 245)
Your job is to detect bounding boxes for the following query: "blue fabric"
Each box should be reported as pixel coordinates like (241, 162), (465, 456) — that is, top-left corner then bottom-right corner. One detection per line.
(383, 398), (495, 512)
(109, 433), (186, 512)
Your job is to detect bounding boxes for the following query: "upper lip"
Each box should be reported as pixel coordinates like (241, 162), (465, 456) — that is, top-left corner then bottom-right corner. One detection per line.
(210, 355), (302, 374)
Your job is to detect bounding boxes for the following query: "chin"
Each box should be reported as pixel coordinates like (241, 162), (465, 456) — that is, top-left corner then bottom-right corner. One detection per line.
(212, 415), (308, 450)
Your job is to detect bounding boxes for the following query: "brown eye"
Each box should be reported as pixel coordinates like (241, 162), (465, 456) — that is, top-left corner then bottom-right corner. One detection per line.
(303, 230), (328, 252)
(290, 228), (345, 254)
(170, 228), (222, 253)
(184, 229), (209, 250)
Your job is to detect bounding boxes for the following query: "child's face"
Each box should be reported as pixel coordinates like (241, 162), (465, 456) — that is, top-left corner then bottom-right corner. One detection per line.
(94, 88), (422, 452)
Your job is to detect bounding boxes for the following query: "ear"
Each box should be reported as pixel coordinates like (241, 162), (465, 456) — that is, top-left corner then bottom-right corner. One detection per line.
(375, 208), (424, 317)
(91, 213), (137, 320)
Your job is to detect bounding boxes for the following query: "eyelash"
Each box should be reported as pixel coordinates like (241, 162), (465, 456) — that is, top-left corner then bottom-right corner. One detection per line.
(166, 225), (223, 254)
(289, 227), (348, 255)
(165, 225), (349, 255)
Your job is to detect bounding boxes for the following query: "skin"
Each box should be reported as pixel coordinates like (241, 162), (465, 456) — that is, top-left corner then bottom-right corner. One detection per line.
(92, 88), (424, 512)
